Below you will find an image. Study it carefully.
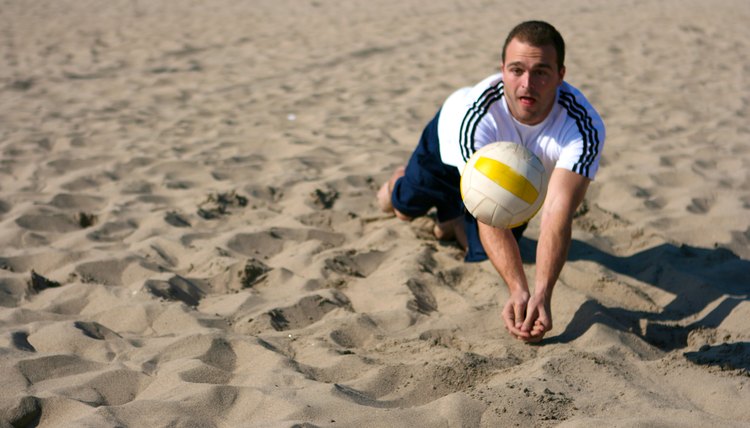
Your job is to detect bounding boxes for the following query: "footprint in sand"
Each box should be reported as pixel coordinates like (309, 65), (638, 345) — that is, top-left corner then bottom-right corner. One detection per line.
(632, 186), (666, 210)
(72, 321), (122, 341)
(218, 184), (284, 211)
(15, 212), (80, 233)
(323, 249), (386, 278)
(309, 187), (339, 210)
(226, 231), (286, 260)
(242, 291), (353, 334)
(296, 210), (356, 230)
(144, 275), (208, 307)
(227, 227), (346, 260)
(329, 314), (379, 349)
(164, 211), (191, 228)
(158, 335), (237, 373)
(86, 220), (138, 242)
(53, 368), (147, 406)
(48, 193), (107, 212)
(15, 354), (105, 384)
(238, 258), (272, 288)
(178, 361), (232, 385)
(74, 258), (140, 286)
(0, 199), (12, 218)
(269, 293), (352, 331)
(406, 278), (437, 314)
(11, 331), (36, 352)
(0, 252), (76, 274)
(0, 396), (41, 427)
(686, 196), (713, 214)
(197, 191), (248, 219)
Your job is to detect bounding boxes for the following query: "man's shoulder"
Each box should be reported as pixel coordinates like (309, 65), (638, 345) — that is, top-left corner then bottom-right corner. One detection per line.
(557, 81), (600, 114)
(467, 73), (505, 100)
(436, 73), (503, 169)
(556, 81), (605, 129)
(440, 73), (505, 116)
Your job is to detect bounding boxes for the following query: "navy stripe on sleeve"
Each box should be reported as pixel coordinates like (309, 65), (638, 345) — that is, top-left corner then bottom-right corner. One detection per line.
(459, 81), (504, 162)
(558, 90), (601, 177)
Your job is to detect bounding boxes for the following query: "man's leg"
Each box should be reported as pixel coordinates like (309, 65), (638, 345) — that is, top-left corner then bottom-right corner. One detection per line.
(434, 217), (468, 250)
(377, 166), (407, 218)
(376, 166), (467, 249)
(375, 108), (470, 248)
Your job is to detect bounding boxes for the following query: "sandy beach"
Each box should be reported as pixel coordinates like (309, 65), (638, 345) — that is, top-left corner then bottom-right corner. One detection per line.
(1, 0), (749, 426)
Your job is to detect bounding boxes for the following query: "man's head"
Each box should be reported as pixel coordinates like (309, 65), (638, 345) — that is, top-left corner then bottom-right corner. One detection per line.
(502, 21), (565, 71)
(501, 21), (566, 125)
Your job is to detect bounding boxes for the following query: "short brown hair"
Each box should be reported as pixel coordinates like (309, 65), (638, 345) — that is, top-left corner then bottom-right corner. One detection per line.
(502, 21), (565, 71)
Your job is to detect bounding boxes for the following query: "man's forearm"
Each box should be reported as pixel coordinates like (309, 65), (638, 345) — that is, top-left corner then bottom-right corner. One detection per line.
(478, 221), (527, 293)
(533, 168), (589, 299)
(534, 206), (573, 299)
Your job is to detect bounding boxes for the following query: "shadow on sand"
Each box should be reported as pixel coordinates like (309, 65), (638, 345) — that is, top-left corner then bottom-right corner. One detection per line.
(520, 238), (749, 370)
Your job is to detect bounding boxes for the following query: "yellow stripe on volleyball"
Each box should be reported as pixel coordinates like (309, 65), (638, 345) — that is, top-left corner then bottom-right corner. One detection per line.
(474, 156), (539, 205)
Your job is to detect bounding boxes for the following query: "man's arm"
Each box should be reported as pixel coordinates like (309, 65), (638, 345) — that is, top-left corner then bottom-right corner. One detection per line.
(478, 221), (531, 340)
(522, 168), (590, 340)
(480, 167), (589, 342)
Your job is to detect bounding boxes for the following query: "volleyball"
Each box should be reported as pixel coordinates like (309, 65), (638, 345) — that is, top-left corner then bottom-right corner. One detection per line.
(460, 142), (549, 228)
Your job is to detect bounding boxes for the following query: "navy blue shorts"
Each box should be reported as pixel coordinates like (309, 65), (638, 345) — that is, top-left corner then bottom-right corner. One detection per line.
(391, 110), (527, 262)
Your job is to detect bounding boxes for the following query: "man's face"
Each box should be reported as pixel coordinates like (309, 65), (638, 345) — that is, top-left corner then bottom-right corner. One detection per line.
(502, 38), (565, 126)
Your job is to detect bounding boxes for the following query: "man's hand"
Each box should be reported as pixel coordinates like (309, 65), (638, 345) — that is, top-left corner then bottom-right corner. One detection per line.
(503, 291), (552, 342)
(521, 293), (553, 342)
(501, 289), (531, 340)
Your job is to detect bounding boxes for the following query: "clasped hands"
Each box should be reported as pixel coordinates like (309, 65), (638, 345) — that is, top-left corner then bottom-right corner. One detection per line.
(502, 290), (552, 343)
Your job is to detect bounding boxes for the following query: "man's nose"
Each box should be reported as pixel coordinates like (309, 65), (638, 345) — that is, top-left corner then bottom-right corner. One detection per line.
(520, 72), (531, 88)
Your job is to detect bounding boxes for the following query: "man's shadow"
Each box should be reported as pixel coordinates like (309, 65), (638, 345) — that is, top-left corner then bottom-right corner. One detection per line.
(519, 238), (750, 371)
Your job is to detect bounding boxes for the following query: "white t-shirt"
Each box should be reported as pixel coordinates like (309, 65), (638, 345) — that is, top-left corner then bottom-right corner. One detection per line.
(437, 73), (605, 179)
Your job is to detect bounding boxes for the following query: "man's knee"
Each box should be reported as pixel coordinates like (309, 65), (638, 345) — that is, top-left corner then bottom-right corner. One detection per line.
(394, 210), (413, 222)
(377, 167), (407, 214)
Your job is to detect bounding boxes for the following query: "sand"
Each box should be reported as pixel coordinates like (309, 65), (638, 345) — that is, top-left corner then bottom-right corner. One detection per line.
(1, 0), (749, 426)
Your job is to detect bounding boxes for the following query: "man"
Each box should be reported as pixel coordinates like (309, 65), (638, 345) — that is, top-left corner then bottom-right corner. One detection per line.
(377, 21), (605, 342)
